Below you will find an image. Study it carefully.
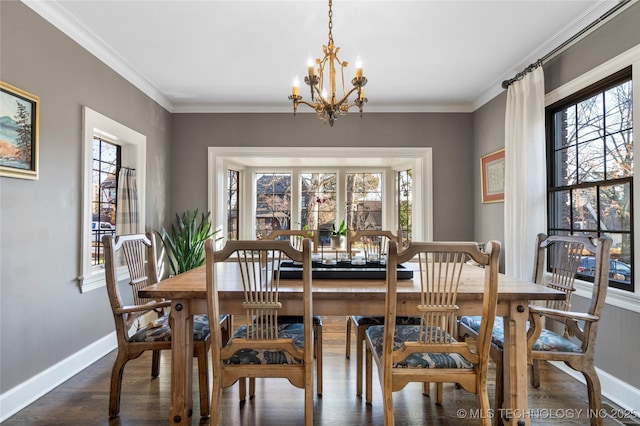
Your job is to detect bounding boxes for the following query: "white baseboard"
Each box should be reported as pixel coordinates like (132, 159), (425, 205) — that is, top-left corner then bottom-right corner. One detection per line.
(548, 361), (640, 415)
(0, 332), (117, 422)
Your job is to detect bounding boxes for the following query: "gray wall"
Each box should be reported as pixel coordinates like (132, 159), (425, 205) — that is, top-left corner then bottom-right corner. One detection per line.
(0, 2), (172, 392)
(170, 112), (475, 241)
(471, 1), (640, 389)
(473, 91), (507, 270)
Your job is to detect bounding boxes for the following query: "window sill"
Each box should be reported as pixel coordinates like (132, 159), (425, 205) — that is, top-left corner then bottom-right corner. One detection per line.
(573, 278), (640, 314)
(78, 266), (129, 293)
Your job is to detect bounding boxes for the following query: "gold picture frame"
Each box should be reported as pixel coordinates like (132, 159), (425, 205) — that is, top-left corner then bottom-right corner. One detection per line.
(481, 148), (505, 203)
(0, 81), (40, 180)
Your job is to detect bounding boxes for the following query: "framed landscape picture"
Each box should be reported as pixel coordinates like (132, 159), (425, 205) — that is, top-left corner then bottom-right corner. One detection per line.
(0, 81), (39, 180)
(481, 148), (505, 203)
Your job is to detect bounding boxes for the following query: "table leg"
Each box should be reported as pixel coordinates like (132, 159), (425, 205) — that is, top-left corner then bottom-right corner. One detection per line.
(169, 298), (194, 424)
(501, 301), (530, 426)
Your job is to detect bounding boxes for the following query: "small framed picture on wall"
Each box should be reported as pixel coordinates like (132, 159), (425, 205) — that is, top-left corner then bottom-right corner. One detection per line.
(481, 148), (505, 203)
(0, 81), (40, 180)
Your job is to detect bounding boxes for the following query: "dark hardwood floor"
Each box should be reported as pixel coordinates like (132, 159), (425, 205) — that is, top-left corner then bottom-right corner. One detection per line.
(3, 316), (637, 425)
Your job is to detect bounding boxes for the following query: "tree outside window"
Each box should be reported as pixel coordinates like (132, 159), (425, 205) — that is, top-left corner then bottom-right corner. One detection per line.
(255, 173), (291, 238)
(346, 172), (382, 231)
(301, 173), (336, 231)
(398, 169), (412, 245)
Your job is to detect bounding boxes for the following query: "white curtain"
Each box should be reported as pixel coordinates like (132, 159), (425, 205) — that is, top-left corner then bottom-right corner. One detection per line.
(504, 66), (546, 281)
(116, 167), (139, 235)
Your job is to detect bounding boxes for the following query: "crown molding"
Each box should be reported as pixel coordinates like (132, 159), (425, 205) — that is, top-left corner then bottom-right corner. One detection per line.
(22, 0), (174, 112)
(22, 0), (630, 114)
(471, 0), (632, 111)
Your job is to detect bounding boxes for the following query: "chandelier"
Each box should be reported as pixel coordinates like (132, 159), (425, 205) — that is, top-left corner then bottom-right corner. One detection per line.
(288, 0), (367, 127)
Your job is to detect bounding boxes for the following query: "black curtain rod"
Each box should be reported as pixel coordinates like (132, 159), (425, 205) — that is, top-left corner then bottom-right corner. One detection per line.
(501, 0), (634, 89)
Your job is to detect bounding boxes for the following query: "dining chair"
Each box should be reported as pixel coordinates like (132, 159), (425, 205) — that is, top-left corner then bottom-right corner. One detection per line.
(103, 232), (230, 418)
(205, 239), (314, 426)
(344, 229), (423, 396)
(262, 229), (319, 253)
(458, 233), (612, 426)
(365, 240), (501, 425)
(262, 229), (323, 395)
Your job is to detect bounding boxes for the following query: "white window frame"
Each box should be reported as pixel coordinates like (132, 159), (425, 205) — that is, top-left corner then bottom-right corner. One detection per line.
(545, 44), (640, 312)
(208, 146), (432, 245)
(79, 106), (146, 293)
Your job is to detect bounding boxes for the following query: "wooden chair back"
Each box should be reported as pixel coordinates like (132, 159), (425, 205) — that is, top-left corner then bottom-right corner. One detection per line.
(532, 233), (591, 312)
(205, 239), (314, 425)
(529, 233), (612, 352)
(347, 229), (399, 260)
(263, 229), (319, 253)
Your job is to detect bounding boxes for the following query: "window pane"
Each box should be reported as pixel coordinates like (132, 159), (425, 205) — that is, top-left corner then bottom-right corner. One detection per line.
(599, 183), (631, 231)
(606, 232), (632, 287)
(577, 138), (605, 183)
(346, 173), (382, 230)
(91, 137), (119, 266)
(398, 169), (412, 244)
(227, 170), (239, 240)
(549, 190), (570, 229)
(255, 173), (291, 237)
(606, 130), (633, 179)
(553, 145), (577, 186)
(572, 187), (597, 231)
(605, 80), (632, 134)
(554, 107), (576, 149)
(301, 173), (336, 231)
(576, 93), (603, 143)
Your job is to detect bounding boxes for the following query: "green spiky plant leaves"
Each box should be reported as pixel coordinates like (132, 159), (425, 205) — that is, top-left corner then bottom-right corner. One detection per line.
(158, 209), (220, 275)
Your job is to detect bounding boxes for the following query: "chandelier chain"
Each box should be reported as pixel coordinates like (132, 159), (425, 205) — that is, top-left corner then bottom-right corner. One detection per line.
(328, 0), (333, 45)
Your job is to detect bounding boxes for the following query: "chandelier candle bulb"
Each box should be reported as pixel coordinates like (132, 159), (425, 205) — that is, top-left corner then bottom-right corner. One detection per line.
(292, 78), (300, 96)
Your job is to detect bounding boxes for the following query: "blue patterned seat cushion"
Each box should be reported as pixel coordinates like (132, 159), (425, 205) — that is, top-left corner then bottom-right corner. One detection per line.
(366, 325), (474, 369)
(129, 314), (223, 343)
(459, 316), (582, 353)
(352, 316), (422, 326)
(224, 322), (306, 365)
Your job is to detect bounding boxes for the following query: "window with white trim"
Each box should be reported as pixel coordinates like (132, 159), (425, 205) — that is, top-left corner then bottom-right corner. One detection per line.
(210, 147), (432, 247)
(245, 168), (399, 246)
(547, 68), (633, 292)
(79, 107), (146, 292)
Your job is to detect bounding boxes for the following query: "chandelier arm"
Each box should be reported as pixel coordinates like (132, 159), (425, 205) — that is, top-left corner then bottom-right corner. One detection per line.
(296, 99), (319, 109)
(333, 86), (360, 107)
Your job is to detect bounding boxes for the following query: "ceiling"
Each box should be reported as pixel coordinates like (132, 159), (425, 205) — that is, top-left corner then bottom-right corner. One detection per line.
(24, 0), (625, 114)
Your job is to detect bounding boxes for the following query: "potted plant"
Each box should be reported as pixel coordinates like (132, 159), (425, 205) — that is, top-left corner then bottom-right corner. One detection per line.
(329, 219), (347, 250)
(157, 209), (220, 275)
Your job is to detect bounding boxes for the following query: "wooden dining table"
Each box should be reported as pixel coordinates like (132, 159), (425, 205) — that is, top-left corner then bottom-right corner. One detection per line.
(139, 262), (565, 426)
